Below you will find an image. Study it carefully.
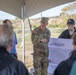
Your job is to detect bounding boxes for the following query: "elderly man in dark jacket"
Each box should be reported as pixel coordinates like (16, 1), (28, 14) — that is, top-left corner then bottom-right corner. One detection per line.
(58, 19), (76, 39)
(0, 25), (29, 75)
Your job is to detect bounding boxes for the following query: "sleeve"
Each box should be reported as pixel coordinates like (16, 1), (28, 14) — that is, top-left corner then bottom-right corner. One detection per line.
(47, 30), (51, 43)
(17, 61), (29, 75)
(31, 29), (42, 45)
(53, 61), (66, 75)
(58, 31), (65, 38)
(53, 68), (58, 75)
(14, 32), (18, 45)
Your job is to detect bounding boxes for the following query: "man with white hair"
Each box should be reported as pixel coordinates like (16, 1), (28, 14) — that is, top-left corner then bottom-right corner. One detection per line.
(0, 24), (29, 75)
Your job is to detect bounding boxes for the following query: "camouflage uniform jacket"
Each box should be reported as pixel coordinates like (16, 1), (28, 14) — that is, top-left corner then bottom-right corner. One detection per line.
(31, 26), (51, 57)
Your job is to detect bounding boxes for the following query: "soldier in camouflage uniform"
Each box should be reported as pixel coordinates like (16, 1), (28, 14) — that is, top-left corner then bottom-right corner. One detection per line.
(31, 17), (51, 75)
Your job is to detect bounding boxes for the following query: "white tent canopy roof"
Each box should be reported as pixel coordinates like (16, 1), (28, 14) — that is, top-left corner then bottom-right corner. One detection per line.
(0, 0), (74, 19)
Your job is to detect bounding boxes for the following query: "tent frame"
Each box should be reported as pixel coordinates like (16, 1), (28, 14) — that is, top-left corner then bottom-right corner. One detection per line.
(21, 4), (26, 63)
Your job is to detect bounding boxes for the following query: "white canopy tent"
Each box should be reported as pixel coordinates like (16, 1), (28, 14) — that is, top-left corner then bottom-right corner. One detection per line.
(0, 0), (74, 63)
(0, 0), (74, 19)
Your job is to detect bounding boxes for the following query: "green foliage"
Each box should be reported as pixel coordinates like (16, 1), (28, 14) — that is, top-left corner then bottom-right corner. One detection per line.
(62, 2), (76, 14)
(62, 5), (72, 11)
(58, 24), (66, 28)
(33, 25), (37, 28)
(48, 24), (58, 28)
(47, 24), (66, 28)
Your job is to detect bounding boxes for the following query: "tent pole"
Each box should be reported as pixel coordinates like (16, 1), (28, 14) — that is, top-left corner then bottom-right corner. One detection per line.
(41, 12), (42, 18)
(21, 5), (25, 63)
(21, 20), (25, 63)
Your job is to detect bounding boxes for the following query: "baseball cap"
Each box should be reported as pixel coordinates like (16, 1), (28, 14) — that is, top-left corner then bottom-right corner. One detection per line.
(67, 19), (75, 25)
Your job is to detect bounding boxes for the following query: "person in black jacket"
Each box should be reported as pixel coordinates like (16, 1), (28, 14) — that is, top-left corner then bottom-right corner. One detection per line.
(0, 24), (29, 75)
(58, 19), (76, 39)
(53, 33), (76, 75)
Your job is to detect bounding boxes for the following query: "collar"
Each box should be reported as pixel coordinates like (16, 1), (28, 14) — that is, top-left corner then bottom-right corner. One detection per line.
(0, 47), (9, 56)
(70, 50), (76, 59)
(68, 27), (75, 32)
(39, 26), (46, 31)
(0, 47), (15, 71)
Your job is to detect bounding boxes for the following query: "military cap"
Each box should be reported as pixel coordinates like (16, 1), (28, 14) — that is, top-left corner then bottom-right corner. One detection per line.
(41, 17), (49, 23)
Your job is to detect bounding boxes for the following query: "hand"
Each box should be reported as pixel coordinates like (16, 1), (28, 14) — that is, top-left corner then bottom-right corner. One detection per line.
(41, 39), (47, 43)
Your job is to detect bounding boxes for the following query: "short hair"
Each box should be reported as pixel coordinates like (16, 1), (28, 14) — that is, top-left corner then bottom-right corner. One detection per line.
(3, 19), (13, 29)
(3, 19), (10, 24)
(72, 33), (76, 45)
(0, 24), (13, 49)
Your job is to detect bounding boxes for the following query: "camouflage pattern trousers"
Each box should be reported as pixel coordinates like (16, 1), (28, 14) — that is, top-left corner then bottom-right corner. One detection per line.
(33, 56), (48, 75)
